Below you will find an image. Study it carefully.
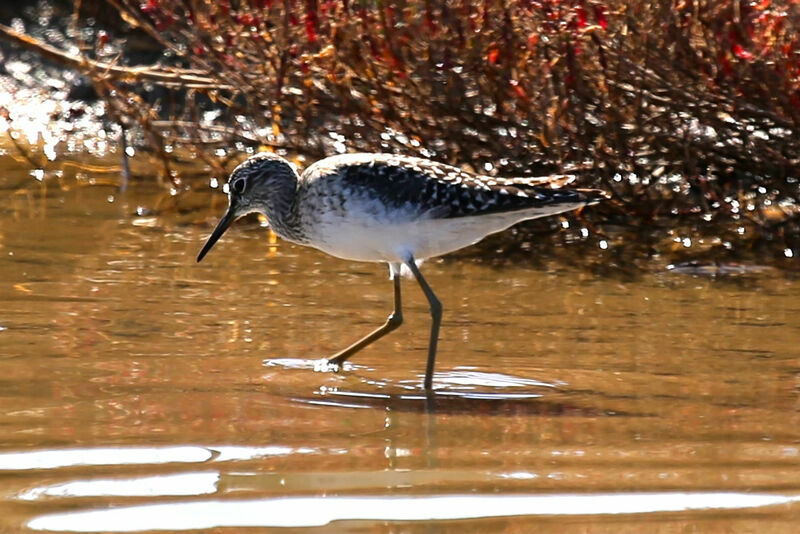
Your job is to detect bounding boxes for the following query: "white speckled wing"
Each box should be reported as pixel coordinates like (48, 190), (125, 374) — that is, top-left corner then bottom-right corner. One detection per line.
(301, 153), (597, 221)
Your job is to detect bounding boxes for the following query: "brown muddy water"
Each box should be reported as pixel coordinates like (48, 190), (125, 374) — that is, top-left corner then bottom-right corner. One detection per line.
(1, 151), (800, 534)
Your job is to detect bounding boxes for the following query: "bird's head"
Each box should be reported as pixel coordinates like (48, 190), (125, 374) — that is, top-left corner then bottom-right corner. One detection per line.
(197, 152), (298, 262)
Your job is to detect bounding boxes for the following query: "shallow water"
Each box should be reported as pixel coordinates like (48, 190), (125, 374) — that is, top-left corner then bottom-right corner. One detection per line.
(1, 154), (800, 533)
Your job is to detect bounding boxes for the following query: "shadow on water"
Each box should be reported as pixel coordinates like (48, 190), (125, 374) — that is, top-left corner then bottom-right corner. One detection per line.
(292, 389), (622, 417)
(266, 358), (626, 416)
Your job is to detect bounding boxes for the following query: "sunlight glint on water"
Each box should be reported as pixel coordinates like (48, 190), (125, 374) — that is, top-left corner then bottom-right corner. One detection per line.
(27, 493), (800, 531)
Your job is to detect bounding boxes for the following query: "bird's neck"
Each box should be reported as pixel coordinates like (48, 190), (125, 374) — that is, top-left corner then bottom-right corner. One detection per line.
(260, 171), (308, 244)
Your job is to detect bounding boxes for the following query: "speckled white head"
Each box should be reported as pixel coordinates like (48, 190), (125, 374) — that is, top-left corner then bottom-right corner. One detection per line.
(197, 152), (299, 262)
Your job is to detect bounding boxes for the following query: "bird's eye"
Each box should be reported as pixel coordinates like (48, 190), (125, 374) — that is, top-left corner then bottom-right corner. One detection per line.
(231, 178), (246, 194)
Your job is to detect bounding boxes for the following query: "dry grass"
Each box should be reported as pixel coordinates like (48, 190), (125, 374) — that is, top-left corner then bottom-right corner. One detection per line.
(2, 0), (799, 267)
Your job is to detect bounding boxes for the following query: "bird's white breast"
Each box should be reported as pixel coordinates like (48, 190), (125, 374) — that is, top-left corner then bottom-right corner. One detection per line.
(306, 201), (581, 263)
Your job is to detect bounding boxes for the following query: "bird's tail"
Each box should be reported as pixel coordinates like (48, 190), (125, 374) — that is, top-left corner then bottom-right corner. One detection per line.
(575, 188), (611, 206)
(511, 175), (609, 206)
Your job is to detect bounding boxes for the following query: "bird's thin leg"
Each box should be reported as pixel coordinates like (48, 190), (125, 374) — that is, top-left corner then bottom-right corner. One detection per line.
(328, 266), (403, 367)
(404, 259), (442, 390)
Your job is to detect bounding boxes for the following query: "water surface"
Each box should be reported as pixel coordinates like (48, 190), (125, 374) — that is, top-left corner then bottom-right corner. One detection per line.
(1, 155), (800, 532)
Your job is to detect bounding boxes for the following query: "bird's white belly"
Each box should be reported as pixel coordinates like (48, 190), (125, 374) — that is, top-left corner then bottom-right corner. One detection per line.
(307, 207), (566, 263)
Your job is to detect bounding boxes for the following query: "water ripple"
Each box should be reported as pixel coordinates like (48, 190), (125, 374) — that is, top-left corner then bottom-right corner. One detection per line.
(28, 492), (800, 531)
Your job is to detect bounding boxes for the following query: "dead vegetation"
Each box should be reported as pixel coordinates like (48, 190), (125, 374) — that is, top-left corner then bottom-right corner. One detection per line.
(1, 0), (799, 268)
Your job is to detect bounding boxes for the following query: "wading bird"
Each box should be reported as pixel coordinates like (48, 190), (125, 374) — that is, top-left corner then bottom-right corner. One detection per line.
(197, 152), (606, 389)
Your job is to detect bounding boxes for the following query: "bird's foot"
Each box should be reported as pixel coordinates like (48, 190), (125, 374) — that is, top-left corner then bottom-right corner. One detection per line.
(314, 358), (340, 373)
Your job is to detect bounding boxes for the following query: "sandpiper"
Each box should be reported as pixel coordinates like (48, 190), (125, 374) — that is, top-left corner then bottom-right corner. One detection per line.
(197, 152), (606, 389)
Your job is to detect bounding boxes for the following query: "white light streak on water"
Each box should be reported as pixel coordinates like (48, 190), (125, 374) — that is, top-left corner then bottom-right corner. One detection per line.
(28, 492), (800, 532)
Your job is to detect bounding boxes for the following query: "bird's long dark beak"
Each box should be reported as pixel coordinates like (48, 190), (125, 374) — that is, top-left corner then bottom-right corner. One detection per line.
(197, 205), (236, 262)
